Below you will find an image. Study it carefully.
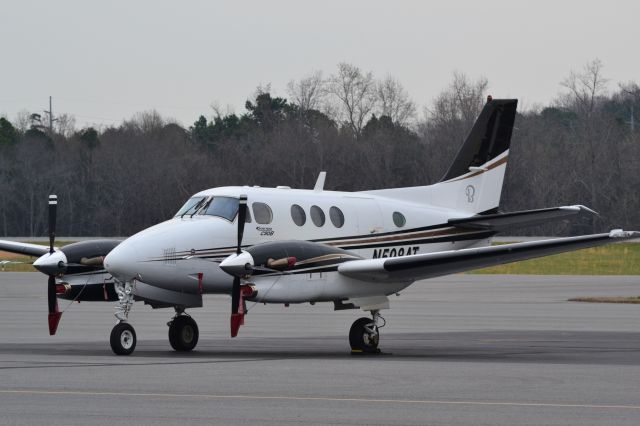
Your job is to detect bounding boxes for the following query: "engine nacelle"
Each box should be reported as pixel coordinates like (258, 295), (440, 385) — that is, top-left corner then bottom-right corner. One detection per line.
(58, 282), (118, 302)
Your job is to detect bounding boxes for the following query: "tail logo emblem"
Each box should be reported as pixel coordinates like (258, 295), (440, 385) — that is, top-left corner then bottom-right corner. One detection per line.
(465, 185), (475, 203)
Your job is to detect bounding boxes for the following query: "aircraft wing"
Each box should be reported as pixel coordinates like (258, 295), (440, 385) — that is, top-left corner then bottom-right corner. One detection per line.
(448, 205), (595, 231)
(0, 240), (50, 257)
(338, 230), (639, 283)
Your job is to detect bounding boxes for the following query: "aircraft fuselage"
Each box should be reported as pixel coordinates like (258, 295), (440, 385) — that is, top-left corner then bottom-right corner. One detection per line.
(104, 185), (493, 297)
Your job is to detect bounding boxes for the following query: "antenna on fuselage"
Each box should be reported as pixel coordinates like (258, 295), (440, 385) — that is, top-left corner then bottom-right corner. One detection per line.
(314, 171), (326, 192)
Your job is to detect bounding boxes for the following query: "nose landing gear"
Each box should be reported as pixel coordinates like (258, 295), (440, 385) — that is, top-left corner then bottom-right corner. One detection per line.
(110, 280), (137, 356)
(110, 322), (136, 355)
(349, 310), (385, 354)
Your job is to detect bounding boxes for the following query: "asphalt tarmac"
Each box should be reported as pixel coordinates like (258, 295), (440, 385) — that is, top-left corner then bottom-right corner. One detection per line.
(1, 272), (639, 425)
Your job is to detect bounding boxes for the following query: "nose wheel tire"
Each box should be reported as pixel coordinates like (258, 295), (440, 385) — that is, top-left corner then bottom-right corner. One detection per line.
(349, 317), (380, 354)
(168, 315), (199, 352)
(110, 322), (137, 356)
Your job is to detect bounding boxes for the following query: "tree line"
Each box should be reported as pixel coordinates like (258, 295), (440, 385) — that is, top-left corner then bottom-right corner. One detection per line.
(0, 60), (638, 237)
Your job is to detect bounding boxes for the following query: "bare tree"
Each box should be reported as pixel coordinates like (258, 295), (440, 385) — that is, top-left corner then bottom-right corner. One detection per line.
(55, 113), (76, 138)
(558, 59), (611, 231)
(376, 75), (416, 125)
(428, 72), (488, 128)
(287, 70), (326, 112)
(209, 101), (236, 119)
(617, 81), (639, 132)
(419, 72), (488, 178)
(13, 110), (32, 133)
(129, 110), (165, 133)
(559, 59), (608, 117)
(328, 63), (378, 135)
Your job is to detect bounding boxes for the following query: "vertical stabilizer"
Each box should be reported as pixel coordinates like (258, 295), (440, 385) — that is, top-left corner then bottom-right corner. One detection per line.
(441, 98), (517, 182)
(362, 98), (517, 215)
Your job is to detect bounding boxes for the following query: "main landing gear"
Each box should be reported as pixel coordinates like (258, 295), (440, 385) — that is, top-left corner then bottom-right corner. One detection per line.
(168, 308), (199, 352)
(349, 310), (385, 354)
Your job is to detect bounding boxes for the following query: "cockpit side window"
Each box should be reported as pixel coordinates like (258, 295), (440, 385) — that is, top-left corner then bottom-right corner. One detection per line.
(174, 196), (206, 217)
(252, 202), (273, 224)
(201, 196), (239, 221)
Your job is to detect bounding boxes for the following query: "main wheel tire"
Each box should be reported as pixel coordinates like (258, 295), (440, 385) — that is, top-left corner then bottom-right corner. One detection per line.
(168, 315), (199, 352)
(110, 322), (136, 356)
(349, 317), (379, 353)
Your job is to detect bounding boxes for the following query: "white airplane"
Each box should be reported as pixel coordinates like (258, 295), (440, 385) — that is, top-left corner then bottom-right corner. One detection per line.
(3, 98), (637, 356)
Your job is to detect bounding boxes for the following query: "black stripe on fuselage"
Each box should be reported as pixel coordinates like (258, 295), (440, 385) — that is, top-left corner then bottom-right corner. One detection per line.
(337, 230), (495, 250)
(312, 222), (454, 243)
(170, 220), (466, 257)
(142, 225), (493, 263)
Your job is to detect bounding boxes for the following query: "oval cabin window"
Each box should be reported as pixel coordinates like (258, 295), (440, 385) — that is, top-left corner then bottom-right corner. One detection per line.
(392, 211), (406, 228)
(291, 204), (306, 226)
(329, 206), (344, 228)
(252, 202), (273, 224)
(310, 205), (325, 227)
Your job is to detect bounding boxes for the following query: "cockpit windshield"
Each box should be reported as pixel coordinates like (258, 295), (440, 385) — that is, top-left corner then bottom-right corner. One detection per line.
(174, 196), (206, 217)
(200, 196), (239, 221)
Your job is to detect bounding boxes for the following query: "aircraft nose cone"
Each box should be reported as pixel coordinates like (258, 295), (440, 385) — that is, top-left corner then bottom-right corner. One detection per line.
(33, 251), (67, 275)
(104, 241), (139, 281)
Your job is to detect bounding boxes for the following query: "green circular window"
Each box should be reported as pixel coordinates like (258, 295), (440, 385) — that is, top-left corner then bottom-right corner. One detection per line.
(392, 212), (406, 228)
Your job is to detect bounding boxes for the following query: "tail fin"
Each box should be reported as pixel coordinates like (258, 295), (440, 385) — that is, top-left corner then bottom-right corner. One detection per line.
(362, 98), (518, 215)
(441, 98), (517, 182)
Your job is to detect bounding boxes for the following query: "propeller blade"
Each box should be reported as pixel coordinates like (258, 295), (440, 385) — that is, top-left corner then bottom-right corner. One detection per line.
(47, 195), (61, 335)
(230, 195), (248, 337)
(231, 276), (240, 315)
(47, 275), (61, 335)
(48, 195), (57, 254)
(237, 195), (247, 254)
(230, 276), (242, 337)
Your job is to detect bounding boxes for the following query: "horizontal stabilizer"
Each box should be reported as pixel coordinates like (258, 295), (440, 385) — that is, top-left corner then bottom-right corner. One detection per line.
(448, 205), (596, 231)
(338, 230), (640, 283)
(0, 240), (51, 257)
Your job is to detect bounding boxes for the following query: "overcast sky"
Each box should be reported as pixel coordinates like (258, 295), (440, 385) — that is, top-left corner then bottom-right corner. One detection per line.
(1, 0), (638, 128)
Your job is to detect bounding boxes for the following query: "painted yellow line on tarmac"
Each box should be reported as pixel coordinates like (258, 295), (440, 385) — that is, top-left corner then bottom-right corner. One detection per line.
(1, 389), (639, 410)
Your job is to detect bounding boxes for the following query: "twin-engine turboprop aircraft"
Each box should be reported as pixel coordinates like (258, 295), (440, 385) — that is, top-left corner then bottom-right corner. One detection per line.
(2, 97), (638, 355)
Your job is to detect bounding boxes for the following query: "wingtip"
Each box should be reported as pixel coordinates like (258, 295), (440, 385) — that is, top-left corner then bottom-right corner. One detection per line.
(609, 229), (640, 239)
(564, 205), (599, 215)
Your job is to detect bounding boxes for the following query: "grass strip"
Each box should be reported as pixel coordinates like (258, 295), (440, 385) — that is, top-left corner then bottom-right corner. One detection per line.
(471, 243), (640, 275)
